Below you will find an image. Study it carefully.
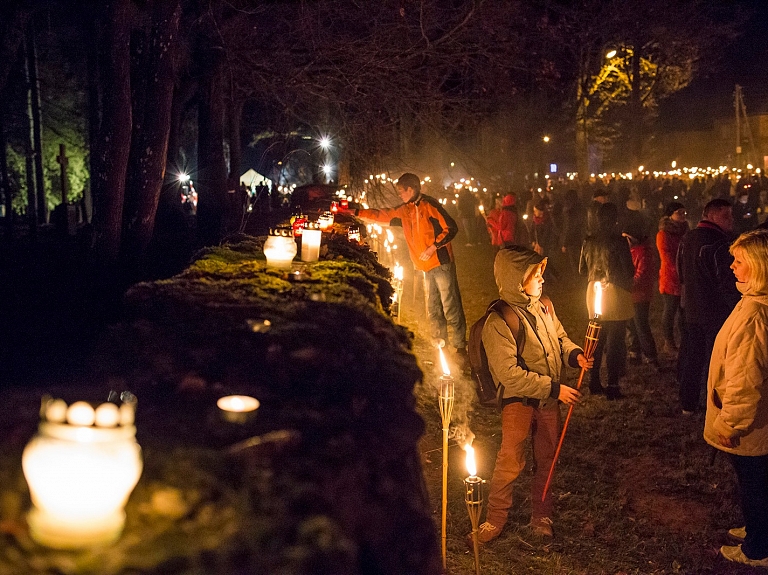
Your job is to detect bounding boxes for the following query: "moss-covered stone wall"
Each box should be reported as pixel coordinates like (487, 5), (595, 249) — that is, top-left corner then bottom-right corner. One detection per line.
(75, 232), (441, 575)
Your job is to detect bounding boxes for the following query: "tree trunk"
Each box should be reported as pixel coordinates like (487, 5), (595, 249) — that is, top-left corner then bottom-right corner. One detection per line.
(196, 45), (227, 246)
(122, 0), (181, 268)
(91, 0), (132, 264)
(226, 94), (243, 232)
(25, 20), (46, 224)
(0, 100), (13, 240)
(84, 7), (101, 224)
(0, 2), (31, 97)
(629, 43), (642, 170)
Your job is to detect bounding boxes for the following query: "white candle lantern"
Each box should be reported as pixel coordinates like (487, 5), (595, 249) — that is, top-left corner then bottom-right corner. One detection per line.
(301, 224), (322, 262)
(263, 228), (297, 269)
(22, 397), (143, 549)
(317, 211), (334, 230)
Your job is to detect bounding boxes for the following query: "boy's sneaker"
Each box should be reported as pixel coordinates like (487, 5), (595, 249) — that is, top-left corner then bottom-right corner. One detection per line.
(720, 544), (768, 567)
(728, 526), (746, 541)
(530, 516), (554, 538)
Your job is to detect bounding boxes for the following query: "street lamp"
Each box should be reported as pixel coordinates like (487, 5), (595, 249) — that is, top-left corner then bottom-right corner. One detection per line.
(605, 49), (617, 59)
(542, 135), (551, 143)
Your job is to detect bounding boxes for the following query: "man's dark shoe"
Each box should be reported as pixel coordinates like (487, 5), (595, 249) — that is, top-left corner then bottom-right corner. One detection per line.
(589, 383), (605, 395)
(606, 387), (624, 400)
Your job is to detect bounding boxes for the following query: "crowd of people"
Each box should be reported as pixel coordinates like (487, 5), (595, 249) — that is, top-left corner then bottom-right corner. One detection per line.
(351, 170), (768, 568)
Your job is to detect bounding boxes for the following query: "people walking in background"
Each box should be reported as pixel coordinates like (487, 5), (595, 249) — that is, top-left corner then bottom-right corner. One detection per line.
(586, 188), (610, 235)
(530, 200), (556, 257)
(559, 189), (585, 275)
(625, 231), (659, 368)
(677, 199), (740, 414)
(485, 193), (522, 248)
(732, 186), (759, 235)
(353, 173), (468, 362)
(704, 229), (768, 567)
(457, 188), (479, 246)
(473, 246), (591, 544)
(579, 202), (635, 400)
(484, 196), (505, 247)
(656, 202), (689, 354)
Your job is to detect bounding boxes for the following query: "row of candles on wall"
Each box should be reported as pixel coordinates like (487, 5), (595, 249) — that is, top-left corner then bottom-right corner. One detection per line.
(436, 282), (604, 573)
(21, 392), (260, 549)
(265, 205), (366, 270)
(391, 262), (404, 323)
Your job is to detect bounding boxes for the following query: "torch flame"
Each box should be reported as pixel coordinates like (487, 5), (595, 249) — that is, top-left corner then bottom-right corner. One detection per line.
(438, 347), (451, 376)
(393, 263), (404, 281)
(594, 281), (603, 317)
(465, 444), (477, 477)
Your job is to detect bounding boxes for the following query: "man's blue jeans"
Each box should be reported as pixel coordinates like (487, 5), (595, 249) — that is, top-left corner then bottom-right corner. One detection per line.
(424, 262), (467, 349)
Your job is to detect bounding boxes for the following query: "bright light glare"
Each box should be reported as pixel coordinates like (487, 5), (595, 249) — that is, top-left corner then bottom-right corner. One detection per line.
(322, 164), (332, 175)
(319, 136), (331, 149)
(178, 173), (190, 183)
(605, 49), (617, 59)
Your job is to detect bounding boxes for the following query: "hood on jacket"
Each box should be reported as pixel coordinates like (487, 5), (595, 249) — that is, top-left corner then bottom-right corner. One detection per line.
(658, 216), (689, 236)
(502, 194), (516, 206)
(494, 245), (545, 306)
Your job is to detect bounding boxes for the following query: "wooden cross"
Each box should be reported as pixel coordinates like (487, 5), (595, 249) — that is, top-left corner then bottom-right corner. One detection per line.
(56, 143), (68, 205)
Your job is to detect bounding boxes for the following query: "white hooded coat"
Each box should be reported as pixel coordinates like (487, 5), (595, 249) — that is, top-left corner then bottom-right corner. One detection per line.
(704, 287), (768, 456)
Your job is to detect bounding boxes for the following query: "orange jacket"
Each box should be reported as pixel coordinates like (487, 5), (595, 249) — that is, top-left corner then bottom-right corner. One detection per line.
(356, 194), (458, 272)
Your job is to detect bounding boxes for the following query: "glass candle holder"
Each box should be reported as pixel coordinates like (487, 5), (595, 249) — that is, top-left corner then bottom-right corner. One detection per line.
(22, 398), (143, 549)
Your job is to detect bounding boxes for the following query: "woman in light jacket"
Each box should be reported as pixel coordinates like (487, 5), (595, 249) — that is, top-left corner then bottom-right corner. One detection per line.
(704, 228), (768, 567)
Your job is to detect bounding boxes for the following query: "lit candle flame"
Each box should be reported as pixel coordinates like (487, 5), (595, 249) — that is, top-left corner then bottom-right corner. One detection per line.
(438, 347), (451, 376)
(594, 281), (603, 317)
(465, 444), (477, 477)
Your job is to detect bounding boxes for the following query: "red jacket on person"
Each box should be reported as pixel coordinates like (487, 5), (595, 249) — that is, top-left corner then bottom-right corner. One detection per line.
(656, 217), (688, 296)
(630, 240), (657, 303)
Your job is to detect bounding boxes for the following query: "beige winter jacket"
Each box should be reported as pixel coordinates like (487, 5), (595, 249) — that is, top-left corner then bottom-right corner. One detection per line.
(703, 289), (768, 456)
(483, 247), (583, 408)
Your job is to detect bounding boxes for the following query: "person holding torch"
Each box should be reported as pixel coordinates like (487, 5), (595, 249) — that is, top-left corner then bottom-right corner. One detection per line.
(470, 246), (592, 544)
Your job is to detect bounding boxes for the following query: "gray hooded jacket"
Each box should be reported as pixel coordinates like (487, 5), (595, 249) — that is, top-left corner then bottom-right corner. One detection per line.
(482, 247), (583, 406)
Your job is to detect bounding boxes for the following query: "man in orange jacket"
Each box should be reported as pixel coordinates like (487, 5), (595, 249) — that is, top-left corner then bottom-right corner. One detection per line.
(354, 173), (468, 358)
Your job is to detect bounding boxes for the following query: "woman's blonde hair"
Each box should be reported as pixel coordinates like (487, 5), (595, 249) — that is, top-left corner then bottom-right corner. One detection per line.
(730, 229), (768, 294)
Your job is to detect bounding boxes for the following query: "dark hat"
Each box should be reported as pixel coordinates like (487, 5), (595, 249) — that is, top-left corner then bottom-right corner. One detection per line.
(664, 201), (686, 217)
(593, 189), (609, 199)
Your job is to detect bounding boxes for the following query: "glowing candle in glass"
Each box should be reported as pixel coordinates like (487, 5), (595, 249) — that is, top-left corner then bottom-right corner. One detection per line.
(22, 397), (142, 549)
(301, 224), (322, 262)
(217, 395), (260, 424)
(263, 229), (297, 269)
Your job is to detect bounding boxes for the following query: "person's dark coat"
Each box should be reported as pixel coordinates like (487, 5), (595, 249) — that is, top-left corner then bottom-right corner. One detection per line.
(677, 220), (740, 329)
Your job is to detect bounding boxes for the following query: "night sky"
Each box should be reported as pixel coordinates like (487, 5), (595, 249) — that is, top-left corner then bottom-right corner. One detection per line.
(658, 0), (768, 131)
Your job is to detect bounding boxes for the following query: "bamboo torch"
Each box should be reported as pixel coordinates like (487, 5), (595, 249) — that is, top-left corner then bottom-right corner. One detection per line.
(464, 444), (484, 575)
(437, 346), (454, 571)
(541, 281), (603, 501)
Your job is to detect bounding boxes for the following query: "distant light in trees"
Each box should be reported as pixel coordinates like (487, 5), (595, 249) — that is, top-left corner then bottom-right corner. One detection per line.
(605, 49), (617, 59)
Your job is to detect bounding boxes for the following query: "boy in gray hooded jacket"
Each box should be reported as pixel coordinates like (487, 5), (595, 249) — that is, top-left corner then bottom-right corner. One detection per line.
(474, 246), (591, 543)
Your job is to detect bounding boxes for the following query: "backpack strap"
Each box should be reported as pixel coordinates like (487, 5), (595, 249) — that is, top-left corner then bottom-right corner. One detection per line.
(488, 300), (529, 371)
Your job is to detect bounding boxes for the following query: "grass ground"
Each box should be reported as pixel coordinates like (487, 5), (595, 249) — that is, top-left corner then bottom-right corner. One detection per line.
(401, 241), (759, 575)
